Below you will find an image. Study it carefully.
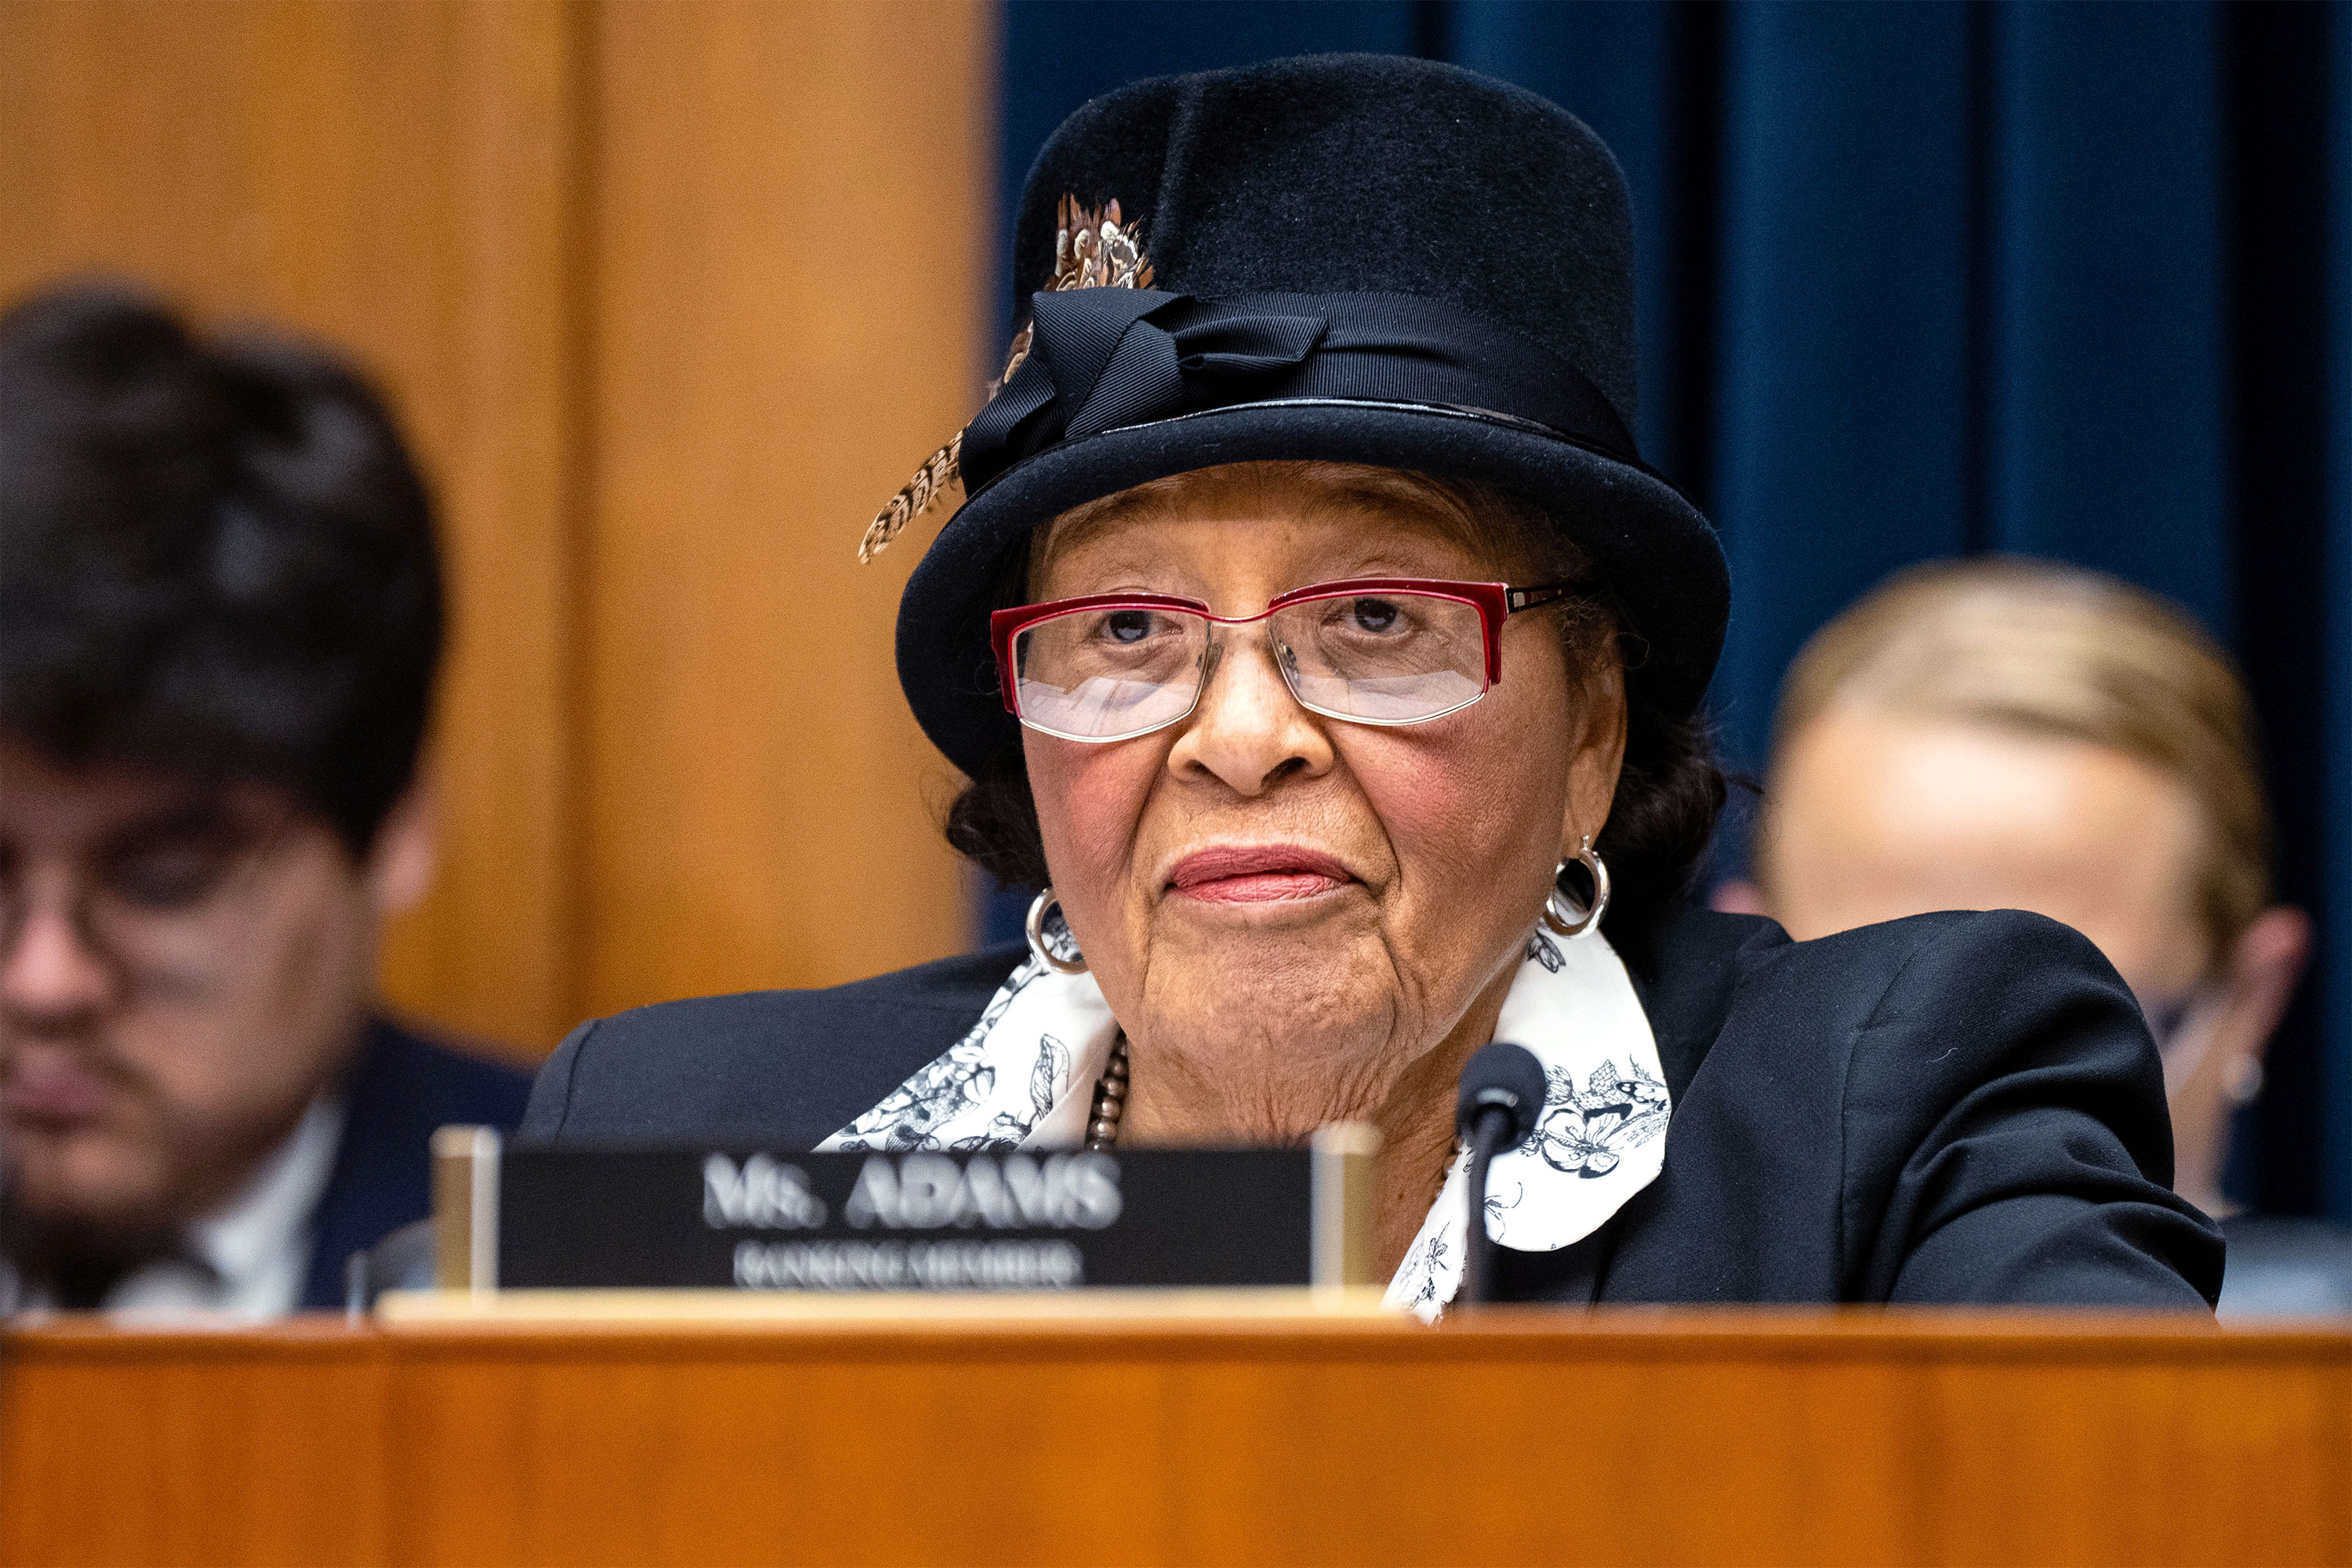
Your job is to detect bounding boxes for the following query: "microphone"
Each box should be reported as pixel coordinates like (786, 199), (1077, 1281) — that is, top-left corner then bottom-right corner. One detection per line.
(1454, 1042), (1549, 1307)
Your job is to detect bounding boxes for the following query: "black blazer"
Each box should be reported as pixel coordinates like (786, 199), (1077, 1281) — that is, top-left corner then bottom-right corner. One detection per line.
(297, 1017), (534, 1308)
(520, 907), (2223, 1308)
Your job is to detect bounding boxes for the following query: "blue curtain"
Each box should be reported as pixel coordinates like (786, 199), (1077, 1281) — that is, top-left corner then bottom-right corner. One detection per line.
(990, 0), (2352, 1221)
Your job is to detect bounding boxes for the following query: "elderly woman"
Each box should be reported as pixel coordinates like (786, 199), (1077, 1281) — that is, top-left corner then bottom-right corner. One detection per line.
(522, 56), (2218, 1311)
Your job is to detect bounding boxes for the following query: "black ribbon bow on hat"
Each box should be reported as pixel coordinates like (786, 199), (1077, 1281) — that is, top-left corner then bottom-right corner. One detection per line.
(956, 286), (1647, 497)
(962, 289), (1327, 489)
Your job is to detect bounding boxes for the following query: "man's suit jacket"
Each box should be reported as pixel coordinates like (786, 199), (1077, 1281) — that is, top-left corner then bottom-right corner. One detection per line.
(519, 907), (2223, 1307)
(298, 1018), (534, 1308)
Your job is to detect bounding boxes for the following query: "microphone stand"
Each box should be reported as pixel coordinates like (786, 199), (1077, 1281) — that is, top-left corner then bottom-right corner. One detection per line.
(1454, 1040), (1548, 1308)
(1461, 1105), (1513, 1307)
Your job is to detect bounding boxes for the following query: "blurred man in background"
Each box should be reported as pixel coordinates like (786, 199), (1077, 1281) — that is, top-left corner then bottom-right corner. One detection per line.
(0, 284), (531, 1317)
(1717, 557), (2350, 1316)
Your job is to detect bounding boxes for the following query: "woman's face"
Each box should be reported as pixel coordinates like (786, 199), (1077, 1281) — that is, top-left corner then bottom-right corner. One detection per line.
(1022, 467), (1626, 1142)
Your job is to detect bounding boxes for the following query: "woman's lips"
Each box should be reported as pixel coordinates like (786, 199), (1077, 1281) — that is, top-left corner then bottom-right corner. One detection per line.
(1167, 844), (1356, 904)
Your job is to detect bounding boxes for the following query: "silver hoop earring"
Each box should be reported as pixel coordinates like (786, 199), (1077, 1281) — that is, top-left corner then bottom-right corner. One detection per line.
(1541, 835), (1610, 938)
(1025, 887), (1089, 975)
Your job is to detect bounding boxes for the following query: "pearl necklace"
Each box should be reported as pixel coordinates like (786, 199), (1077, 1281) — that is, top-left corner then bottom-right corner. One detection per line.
(1084, 1036), (1131, 1149)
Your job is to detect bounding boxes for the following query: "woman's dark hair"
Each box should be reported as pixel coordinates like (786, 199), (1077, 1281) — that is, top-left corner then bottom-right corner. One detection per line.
(945, 463), (1727, 948)
(0, 281), (443, 857)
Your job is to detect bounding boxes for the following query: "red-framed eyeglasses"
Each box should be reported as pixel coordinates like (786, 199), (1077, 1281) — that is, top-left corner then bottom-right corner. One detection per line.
(989, 577), (1577, 744)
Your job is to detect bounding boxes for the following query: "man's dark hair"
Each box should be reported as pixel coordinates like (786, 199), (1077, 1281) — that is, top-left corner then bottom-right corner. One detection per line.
(0, 282), (442, 857)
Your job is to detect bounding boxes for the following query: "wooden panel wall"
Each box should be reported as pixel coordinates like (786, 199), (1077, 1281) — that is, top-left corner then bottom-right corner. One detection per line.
(583, 0), (985, 1018)
(0, 0), (989, 1054)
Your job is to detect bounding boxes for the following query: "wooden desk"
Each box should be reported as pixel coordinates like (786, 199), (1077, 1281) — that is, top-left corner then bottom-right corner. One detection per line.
(2, 1306), (2346, 1567)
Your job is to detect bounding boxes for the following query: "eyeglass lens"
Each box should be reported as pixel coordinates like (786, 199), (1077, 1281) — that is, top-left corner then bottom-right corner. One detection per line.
(1011, 590), (1491, 742)
(0, 815), (292, 977)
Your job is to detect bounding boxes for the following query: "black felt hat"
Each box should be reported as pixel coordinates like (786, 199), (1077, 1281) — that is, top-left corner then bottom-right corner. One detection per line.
(880, 53), (1728, 779)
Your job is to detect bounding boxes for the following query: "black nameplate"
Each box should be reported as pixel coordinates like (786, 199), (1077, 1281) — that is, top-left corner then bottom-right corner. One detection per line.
(488, 1144), (1367, 1292)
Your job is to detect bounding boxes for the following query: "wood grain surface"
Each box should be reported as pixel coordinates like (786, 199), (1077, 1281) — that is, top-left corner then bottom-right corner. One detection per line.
(2, 1310), (2345, 1567)
(579, 0), (984, 1019)
(0, 0), (991, 1054)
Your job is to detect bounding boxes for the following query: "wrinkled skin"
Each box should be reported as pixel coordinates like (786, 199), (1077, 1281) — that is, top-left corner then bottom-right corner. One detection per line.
(0, 742), (433, 1244)
(1022, 466), (1626, 1276)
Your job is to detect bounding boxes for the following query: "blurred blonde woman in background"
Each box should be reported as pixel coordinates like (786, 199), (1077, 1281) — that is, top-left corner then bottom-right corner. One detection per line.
(1719, 557), (2350, 1316)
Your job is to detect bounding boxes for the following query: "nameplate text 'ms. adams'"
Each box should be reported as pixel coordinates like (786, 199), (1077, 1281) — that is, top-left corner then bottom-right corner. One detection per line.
(459, 1137), (1377, 1293)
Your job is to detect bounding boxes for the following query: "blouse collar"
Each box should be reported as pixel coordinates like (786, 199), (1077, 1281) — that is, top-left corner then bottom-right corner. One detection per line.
(819, 925), (1670, 1317)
